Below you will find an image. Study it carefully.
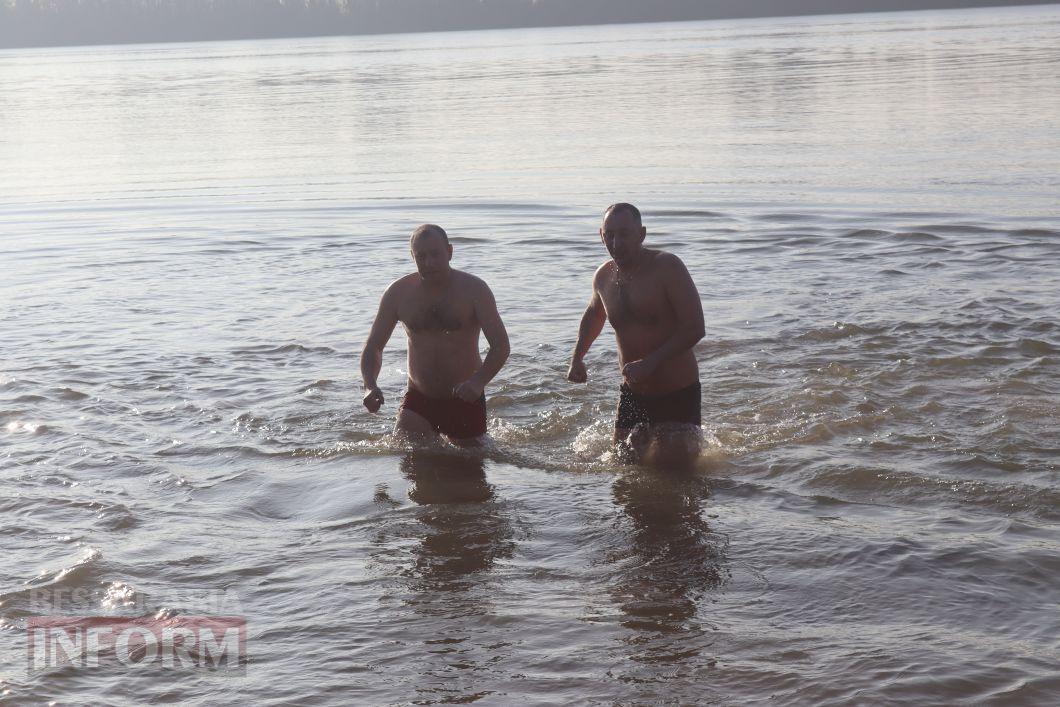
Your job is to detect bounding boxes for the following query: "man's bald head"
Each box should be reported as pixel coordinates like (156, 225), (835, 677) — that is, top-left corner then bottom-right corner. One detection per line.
(411, 223), (449, 247)
(410, 224), (453, 280)
(603, 202), (642, 227)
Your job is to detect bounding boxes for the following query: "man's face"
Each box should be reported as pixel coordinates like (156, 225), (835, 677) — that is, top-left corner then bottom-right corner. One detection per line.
(411, 233), (452, 278)
(600, 210), (646, 267)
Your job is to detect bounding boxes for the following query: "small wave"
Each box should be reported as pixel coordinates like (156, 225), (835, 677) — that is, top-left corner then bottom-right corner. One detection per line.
(731, 243), (781, 254)
(1017, 338), (1056, 356)
(29, 546), (104, 588)
(447, 236), (489, 243)
(901, 245), (954, 256)
(95, 503), (139, 531)
(189, 247), (247, 255)
(877, 211), (956, 219)
(0, 549), (103, 620)
(923, 354), (1011, 369)
(758, 213), (816, 222)
(4, 420), (46, 434)
(796, 322), (875, 342)
(10, 394), (46, 404)
(743, 234), (824, 248)
(301, 379), (337, 393)
(845, 229), (890, 239)
(231, 343), (337, 357)
(916, 223), (995, 234)
(155, 443), (280, 459)
(978, 242), (1029, 254)
(412, 200), (567, 212)
(806, 466), (1060, 521)
(650, 209), (728, 218)
(510, 237), (578, 246)
(100, 581), (138, 610)
(1010, 228), (1060, 238)
(487, 407), (613, 449)
(53, 387), (90, 401)
(890, 231), (946, 242)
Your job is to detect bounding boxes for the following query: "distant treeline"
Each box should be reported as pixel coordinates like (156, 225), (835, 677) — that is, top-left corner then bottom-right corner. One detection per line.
(1, 0), (1052, 48)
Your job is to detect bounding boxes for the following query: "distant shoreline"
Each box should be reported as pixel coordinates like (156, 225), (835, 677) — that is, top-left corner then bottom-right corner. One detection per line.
(1, 0), (1056, 51)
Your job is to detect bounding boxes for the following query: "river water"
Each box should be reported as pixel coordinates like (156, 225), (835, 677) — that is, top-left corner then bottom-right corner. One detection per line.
(1, 5), (1058, 705)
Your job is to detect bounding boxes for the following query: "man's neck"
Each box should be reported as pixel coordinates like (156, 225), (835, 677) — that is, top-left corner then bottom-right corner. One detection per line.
(617, 249), (649, 275)
(421, 269), (452, 290)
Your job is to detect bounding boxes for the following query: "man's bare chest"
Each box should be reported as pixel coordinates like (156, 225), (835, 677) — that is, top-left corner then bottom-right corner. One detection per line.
(399, 294), (475, 334)
(601, 279), (668, 329)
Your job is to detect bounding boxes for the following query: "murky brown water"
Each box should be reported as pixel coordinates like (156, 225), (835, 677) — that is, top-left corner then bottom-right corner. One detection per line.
(2, 6), (1058, 704)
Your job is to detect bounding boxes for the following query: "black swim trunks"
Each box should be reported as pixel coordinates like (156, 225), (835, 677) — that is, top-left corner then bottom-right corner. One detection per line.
(616, 382), (702, 430)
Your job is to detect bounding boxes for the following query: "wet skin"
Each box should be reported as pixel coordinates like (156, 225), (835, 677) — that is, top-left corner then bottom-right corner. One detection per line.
(360, 229), (509, 442)
(568, 208), (705, 460)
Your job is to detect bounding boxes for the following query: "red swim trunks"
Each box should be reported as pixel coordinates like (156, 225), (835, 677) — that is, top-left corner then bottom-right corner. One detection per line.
(399, 388), (487, 440)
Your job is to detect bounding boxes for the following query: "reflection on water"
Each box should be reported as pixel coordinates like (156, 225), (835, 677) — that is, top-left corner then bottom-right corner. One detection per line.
(395, 451), (517, 703)
(398, 450), (515, 591)
(607, 470), (728, 672)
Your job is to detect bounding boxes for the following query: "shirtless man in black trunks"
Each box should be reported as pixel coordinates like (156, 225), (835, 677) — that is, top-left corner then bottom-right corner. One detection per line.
(567, 203), (705, 466)
(361, 224), (510, 445)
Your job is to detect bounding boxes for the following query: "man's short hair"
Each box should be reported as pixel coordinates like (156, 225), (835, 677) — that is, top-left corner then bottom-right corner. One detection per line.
(411, 223), (449, 246)
(604, 202), (642, 225)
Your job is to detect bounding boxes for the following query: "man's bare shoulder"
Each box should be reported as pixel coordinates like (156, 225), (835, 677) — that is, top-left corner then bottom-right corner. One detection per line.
(384, 273), (419, 294)
(651, 251), (699, 299)
(651, 250), (690, 275)
(592, 260), (615, 288)
(380, 273), (421, 305)
(451, 269), (493, 296)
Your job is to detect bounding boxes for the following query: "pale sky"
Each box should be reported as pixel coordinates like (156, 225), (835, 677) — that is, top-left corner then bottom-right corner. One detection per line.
(1, 0), (1055, 49)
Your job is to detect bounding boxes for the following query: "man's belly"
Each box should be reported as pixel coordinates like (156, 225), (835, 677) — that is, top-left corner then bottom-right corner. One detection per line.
(405, 335), (483, 398)
(615, 325), (699, 395)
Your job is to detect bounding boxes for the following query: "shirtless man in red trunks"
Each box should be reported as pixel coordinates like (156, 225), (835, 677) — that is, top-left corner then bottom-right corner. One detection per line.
(361, 224), (510, 445)
(567, 203), (705, 466)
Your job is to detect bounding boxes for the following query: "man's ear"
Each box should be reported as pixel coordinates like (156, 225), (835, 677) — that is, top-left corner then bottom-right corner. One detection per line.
(447, 243), (454, 260)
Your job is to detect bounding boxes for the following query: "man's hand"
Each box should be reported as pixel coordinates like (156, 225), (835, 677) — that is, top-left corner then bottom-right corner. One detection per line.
(567, 357), (587, 383)
(621, 358), (657, 385)
(362, 386), (384, 413)
(452, 378), (484, 403)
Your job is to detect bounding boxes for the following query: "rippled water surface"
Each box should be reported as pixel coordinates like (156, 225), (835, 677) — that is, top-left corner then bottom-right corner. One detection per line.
(2, 6), (1059, 705)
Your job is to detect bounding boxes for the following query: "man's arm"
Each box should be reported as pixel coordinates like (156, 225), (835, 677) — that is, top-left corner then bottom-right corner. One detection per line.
(567, 276), (607, 383)
(360, 285), (400, 412)
(622, 256), (705, 384)
(453, 281), (510, 402)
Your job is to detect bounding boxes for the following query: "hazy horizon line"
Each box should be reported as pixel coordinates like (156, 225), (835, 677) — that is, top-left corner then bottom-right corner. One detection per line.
(1, 0), (1056, 51)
